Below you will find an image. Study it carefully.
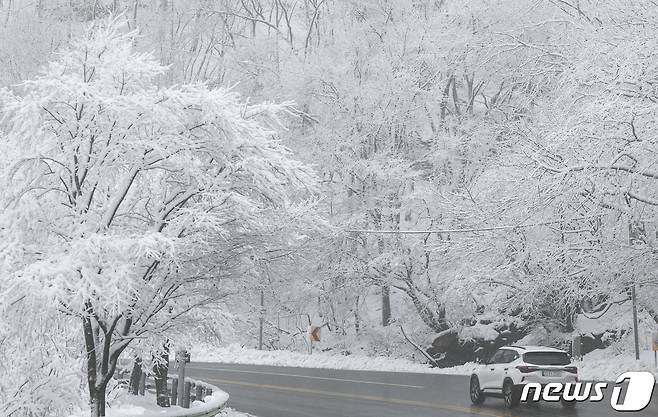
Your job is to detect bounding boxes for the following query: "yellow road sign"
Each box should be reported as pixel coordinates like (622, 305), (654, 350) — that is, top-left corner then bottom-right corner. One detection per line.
(652, 332), (658, 351)
(308, 325), (321, 342)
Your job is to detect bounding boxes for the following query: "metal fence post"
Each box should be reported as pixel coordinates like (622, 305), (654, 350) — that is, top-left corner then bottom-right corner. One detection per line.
(176, 350), (187, 407)
(171, 378), (178, 406)
(183, 381), (191, 408)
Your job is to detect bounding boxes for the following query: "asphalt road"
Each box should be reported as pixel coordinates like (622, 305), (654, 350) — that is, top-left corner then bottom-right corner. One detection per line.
(184, 362), (658, 417)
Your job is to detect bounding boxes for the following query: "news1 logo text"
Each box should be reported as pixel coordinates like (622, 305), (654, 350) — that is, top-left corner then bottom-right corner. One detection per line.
(521, 371), (655, 411)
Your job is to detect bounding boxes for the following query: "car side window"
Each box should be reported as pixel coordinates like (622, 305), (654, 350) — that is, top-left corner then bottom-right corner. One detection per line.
(503, 350), (519, 363)
(490, 349), (506, 364)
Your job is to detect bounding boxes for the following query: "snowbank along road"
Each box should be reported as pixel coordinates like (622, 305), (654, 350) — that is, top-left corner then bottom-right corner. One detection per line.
(183, 362), (658, 417)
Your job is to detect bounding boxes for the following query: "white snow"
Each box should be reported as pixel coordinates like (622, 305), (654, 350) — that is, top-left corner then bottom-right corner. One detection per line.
(193, 343), (478, 375)
(459, 323), (500, 342)
(217, 408), (256, 417)
(573, 308), (643, 341)
(573, 347), (658, 381)
(194, 343), (658, 382)
(69, 386), (229, 417)
(571, 315), (658, 380)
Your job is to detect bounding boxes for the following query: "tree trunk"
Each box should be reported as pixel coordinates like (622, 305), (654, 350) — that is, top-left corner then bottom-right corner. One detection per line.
(83, 313), (102, 417)
(129, 357), (143, 395)
(374, 216), (391, 327)
(90, 385), (107, 417)
(82, 304), (135, 417)
(153, 346), (170, 407)
(382, 285), (391, 326)
(354, 295), (360, 334)
(89, 393), (98, 417)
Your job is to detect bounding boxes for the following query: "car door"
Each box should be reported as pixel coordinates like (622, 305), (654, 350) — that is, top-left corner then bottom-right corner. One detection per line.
(480, 349), (506, 390)
(498, 349), (519, 386)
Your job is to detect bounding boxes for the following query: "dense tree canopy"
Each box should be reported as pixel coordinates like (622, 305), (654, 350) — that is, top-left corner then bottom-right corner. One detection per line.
(1, 1), (657, 415)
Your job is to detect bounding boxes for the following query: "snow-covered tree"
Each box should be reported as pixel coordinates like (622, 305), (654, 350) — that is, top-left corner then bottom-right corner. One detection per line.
(512, 0), (658, 325)
(0, 16), (318, 416)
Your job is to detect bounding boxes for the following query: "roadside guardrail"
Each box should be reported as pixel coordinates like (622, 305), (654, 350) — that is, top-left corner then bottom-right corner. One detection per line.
(114, 369), (229, 417)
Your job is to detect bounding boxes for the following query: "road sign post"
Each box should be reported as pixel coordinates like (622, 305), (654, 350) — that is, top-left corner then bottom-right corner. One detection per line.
(308, 325), (321, 354)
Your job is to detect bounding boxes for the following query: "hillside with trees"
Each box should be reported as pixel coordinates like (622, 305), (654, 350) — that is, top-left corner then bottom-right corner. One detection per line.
(0, 1), (657, 416)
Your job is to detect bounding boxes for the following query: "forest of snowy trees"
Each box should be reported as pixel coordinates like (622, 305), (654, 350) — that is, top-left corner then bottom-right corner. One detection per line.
(1, 1), (658, 416)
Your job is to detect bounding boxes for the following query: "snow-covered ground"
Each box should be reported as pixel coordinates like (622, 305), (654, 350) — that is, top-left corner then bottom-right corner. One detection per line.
(573, 348), (658, 381)
(69, 386), (231, 417)
(193, 343), (477, 375)
(194, 343), (658, 381)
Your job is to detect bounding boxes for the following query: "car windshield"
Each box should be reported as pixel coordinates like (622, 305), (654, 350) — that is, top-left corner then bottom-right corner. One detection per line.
(523, 351), (571, 365)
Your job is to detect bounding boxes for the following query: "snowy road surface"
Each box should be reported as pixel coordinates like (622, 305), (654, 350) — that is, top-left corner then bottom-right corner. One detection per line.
(183, 363), (658, 417)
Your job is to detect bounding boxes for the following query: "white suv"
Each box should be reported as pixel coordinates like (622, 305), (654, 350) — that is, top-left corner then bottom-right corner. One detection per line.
(469, 345), (578, 409)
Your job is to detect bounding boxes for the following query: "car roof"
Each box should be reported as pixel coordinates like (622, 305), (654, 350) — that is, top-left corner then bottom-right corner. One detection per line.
(501, 345), (567, 353)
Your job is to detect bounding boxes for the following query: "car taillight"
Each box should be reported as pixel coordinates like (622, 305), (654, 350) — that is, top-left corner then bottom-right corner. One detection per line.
(564, 366), (578, 374)
(516, 365), (539, 373)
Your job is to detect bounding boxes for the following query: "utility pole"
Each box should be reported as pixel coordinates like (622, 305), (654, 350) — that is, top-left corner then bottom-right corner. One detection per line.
(632, 285), (640, 360)
(628, 220), (644, 361)
(258, 289), (264, 350)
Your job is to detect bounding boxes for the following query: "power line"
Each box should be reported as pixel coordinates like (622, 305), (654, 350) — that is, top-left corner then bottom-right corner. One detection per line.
(346, 217), (597, 235)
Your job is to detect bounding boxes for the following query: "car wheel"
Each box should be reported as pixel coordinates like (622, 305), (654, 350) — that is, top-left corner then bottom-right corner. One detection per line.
(469, 376), (485, 405)
(503, 380), (520, 409)
(561, 398), (576, 408)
